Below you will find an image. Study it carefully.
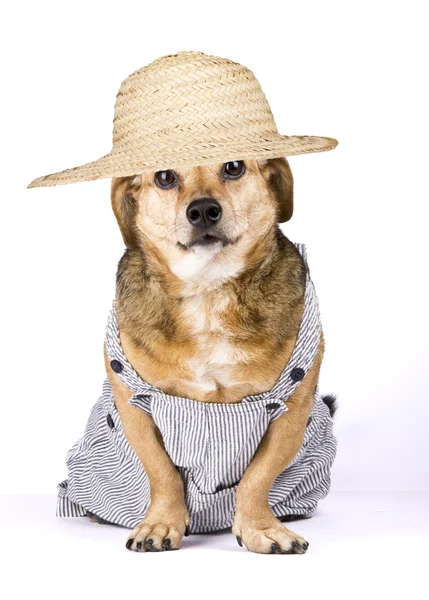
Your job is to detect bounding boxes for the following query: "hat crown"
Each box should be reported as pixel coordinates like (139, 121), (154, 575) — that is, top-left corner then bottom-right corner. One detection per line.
(112, 51), (279, 155)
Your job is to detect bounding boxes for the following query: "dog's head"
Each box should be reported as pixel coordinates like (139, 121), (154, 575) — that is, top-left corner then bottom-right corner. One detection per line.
(111, 158), (293, 285)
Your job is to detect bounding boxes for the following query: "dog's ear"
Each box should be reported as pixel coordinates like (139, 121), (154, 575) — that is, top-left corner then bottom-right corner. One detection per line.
(111, 175), (142, 249)
(260, 157), (294, 223)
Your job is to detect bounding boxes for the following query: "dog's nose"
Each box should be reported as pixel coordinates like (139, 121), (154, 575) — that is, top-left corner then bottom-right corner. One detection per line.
(186, 198), (222, 229)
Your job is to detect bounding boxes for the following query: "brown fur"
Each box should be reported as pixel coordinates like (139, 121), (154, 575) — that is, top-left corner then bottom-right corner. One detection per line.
(105, 158), (323, 553)
(114, 229), (306, 403)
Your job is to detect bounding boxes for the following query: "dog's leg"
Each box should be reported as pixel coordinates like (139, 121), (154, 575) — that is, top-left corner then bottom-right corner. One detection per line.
(232, 339), (324, 554)
(104, 347), (189, 552)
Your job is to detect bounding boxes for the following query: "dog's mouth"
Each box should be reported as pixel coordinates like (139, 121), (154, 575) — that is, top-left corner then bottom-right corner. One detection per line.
(191, 234), (225, 248)
(177, 233), (240, 251)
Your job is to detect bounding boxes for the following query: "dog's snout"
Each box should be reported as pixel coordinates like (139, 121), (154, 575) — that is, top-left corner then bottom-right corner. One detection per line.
(186, 198), (222, 229)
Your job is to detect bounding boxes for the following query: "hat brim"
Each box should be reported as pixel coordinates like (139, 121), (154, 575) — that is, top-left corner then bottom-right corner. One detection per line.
(27, 134), (338, 188)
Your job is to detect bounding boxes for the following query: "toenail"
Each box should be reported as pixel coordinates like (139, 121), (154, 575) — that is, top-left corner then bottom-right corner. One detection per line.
(236, 536), (243, 547)
(125, 538), (133, 550)
(136, 541), (142, 550)
(162, 538), (171, 549)
(291, 541), (299, 548)
(271, 542), (281, 553)
(185, 525), (190, 536)
(303, 541), (309, 550)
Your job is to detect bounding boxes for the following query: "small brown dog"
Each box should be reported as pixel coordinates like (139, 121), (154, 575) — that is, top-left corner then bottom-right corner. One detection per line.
(104, 157), (329, 553)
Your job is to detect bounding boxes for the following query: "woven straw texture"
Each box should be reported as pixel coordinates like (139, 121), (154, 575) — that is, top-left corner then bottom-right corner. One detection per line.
(28, 51), (338, 188)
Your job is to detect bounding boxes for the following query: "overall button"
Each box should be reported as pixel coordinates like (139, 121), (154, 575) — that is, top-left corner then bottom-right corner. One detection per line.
(266, 402), (281, 411)
(291, 367), (305, 382)
(106, 413), (115, 429)
(110, 359), (123, 373)
(135, 394), (151, 401)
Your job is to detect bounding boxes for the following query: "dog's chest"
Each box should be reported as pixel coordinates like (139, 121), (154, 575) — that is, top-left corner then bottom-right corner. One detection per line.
(180, 289), (247, 391)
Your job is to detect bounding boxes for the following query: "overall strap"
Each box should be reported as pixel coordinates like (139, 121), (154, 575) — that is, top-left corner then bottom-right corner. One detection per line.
(268, 242), (322, 403)
(104, 300), (158, 414)
(295, 242), (310, 274)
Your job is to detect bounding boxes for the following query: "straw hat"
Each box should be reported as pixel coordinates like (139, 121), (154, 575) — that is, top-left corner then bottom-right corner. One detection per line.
(27, 51), (338, 188)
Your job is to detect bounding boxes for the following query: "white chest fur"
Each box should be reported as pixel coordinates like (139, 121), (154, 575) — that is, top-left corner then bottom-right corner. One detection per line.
(169, 245), (248, 391)
(180, 290), (248, 391)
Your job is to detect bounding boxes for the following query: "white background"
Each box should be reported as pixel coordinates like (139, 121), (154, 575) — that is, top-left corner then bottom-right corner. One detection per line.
(1, 1), (428, 595)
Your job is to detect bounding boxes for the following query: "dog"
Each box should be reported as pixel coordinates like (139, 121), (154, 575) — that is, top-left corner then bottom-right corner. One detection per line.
(27, 51), (338, 554)
(94, 156), (337, 554)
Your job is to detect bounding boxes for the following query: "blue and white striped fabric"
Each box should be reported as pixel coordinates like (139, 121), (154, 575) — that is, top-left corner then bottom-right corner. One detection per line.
(57, 243), (337, 532)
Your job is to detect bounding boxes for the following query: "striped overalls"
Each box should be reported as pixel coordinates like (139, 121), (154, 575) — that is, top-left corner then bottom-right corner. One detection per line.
(57, 243), (337, 533)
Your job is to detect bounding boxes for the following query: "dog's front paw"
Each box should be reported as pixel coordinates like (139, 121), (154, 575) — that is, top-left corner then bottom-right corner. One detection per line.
(233, 511), (309, 555)
(125, 503), (189, 553)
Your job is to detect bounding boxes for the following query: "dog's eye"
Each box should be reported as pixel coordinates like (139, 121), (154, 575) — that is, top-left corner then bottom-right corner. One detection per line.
(222, 161), (246, 179)
(154, 170), (178, 189)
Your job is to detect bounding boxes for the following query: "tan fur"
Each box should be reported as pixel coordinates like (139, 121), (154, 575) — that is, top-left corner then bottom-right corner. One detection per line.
(106, 158), (322, 553)
(233, 336), (323, 553)
(104, 346), (189, 550)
